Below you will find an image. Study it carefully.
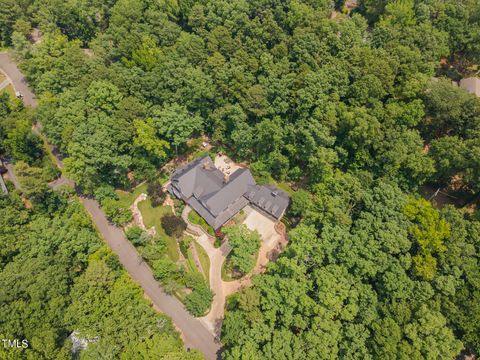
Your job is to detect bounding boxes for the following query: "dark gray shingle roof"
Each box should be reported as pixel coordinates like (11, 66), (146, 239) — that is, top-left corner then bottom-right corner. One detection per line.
(169, 156), (289, 229)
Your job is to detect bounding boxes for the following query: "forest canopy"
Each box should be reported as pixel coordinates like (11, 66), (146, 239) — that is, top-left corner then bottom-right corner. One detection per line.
(1, 0), (480, 359)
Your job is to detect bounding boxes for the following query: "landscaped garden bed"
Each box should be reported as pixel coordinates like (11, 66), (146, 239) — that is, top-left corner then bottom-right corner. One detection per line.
(117, 185), (213, 317)
(188, 209), (215, 236)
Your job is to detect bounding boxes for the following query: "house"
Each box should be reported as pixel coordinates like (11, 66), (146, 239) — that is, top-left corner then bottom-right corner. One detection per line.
(169, 156), (290, 229)
(459, 77), (480, 97)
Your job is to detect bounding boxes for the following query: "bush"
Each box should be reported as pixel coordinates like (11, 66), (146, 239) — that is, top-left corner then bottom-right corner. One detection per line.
(131, 157), (156, 182)
(179, 235), (193, 257)
(290, 189), (311, 217)
(173, 199), (185, 215)
(94, 185), (118, 203)
(223, 224), (261, 275)
(102, 197), (133, 226)
(140, 239), (167, 262)
(184, 271), (205, 290)
(188, 210), (215, 236)
(185, 285), (213, 317)
(152, 257), (178, 281)
(126, 226), (150, 246)
(41, 161), (61, 183)
(161, 214), (187, 238)
(147, 181), (166, 207)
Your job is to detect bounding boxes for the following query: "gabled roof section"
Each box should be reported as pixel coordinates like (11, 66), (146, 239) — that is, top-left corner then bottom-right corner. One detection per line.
(169, 155), (290, 229)
(245, 184), (289, 219)
(170, 156), (210, 199)
(203, 168), (255, 216)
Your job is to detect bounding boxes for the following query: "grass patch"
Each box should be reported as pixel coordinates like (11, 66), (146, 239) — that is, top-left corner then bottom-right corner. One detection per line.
(115, 183), (147, 209)
(274, 180), (295, 195)
(138, 197), (179, 262)
(0, 84), (15, 100)
(221, 260), (238, 282)
(186, 247), (198, 274)
(231, 209), (247, 225)
(188, 209), (215, 236)
(193, 240), (210, 282)
(158, 171), (170, 185)
(188, 149), (210, 161)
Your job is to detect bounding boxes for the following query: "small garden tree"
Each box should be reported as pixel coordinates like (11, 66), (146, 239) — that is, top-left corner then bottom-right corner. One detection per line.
(147, 181), (166, 207)
(161, 214), (187, 238)
(185, 285), (213, 317)
(102, 197), (133, 226)
(126, 226), (150, 246)
(223, 224), (261, 275)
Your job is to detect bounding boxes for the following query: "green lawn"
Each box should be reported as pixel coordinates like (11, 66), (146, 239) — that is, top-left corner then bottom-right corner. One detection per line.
(221, 260), (236, 281)
(0, 84), (15, 100)
(273, 180), (295, 195)
(188, 210), (215, 236)
(138, 197), (179, 262)
(193, 240), (210, 282)
(231, 209), (247, 225)
(115, 183), (147, 209)
(186, 247), (198, 274)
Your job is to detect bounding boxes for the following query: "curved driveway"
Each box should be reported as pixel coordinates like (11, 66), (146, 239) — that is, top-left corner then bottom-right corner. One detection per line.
(0, 51), (220, 360)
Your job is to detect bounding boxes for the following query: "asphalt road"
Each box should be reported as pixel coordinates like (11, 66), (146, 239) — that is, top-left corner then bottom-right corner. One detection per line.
(0, 51), (221, 360)
(81, 198), (220, 360)
(0, 52), (37, 107)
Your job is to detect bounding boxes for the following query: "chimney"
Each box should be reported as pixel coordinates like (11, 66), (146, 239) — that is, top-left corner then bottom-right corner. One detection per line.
(224, 174), (229, 183)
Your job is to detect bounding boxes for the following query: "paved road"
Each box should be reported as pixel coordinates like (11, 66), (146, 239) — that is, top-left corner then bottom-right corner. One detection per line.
(0, 51), (221, 360)
(81, 198), (220, 360)
(0, 52), (37, 107)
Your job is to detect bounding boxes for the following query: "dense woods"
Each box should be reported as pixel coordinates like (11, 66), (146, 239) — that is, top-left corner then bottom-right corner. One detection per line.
(0, 191), (201, 359)
(1, 0), (479, 359)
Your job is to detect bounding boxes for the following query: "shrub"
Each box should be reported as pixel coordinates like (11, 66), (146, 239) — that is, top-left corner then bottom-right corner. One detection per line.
(223, 224), (261, 275)
(152, 257), (178, 281)
(126, 226), (150, 246)
(131, 157), (156, 182)
(184, 271), (205, 290)
(173, 199), (185, 215)
(180, 235), (193, 257)
(102, 197), (133, 226)
(185, 285), (213, 317)
(147, 181), (166, 207)
(188, 210), (215, 236)
(140, 240), (167, 262)
(161, 214), (187, 238)
(41, 161), (61, 183)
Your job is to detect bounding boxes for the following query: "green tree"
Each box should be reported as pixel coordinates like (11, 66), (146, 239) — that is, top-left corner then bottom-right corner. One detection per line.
(133, 118), (169, 161)
(223, 224), (261, 275)
(152, 103), (203, 155)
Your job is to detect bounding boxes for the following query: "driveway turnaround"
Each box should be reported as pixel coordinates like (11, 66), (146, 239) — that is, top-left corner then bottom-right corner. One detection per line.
(0, 53), (221, 360)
